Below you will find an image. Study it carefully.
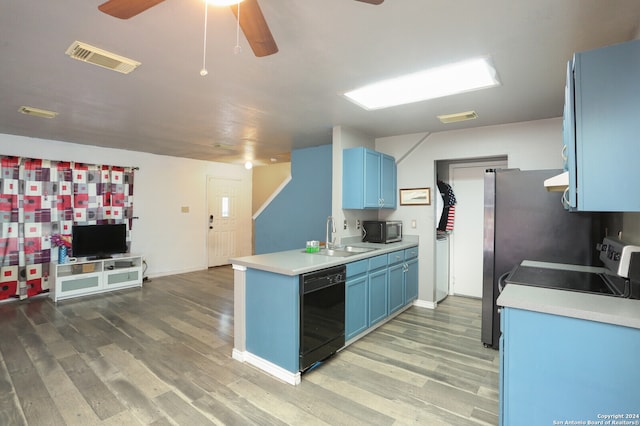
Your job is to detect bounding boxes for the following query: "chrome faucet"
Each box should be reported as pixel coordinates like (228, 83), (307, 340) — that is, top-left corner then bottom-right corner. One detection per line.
(326, 216), (336, 250)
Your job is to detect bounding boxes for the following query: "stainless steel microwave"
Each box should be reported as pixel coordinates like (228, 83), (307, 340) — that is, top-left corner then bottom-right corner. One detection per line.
(362, 221), (403, 243)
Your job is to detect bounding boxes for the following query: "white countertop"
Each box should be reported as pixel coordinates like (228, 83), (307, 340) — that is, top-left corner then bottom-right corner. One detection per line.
(497, 284), (640, 330)
(229, 236), (418, 276)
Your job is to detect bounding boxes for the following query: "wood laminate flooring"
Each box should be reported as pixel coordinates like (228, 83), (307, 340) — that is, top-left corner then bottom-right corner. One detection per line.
(0, 266), (499, 425)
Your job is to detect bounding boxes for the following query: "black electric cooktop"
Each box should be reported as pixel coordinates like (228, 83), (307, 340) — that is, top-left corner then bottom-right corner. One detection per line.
(505, 265), (626, 297)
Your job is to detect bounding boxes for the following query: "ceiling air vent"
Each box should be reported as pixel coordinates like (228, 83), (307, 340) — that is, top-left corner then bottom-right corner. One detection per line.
(437, 110), (478, 124)
(19, 106), (58, 119)
(65, 41), (141, 74)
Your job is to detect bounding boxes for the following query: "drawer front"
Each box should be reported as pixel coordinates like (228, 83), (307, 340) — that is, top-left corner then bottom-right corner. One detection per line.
(60, 274), (101, 294)
(347, 259), (369, 277)
(369, 254), (388, 270)
(106, 270), (140, 287)
(404, 247), (419, 260)
(387, 250), (404, 265)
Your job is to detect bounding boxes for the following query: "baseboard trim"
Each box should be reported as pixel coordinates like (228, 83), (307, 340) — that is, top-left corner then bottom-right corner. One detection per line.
(232, 349), (301, 386)
(413, 298), (437, 309)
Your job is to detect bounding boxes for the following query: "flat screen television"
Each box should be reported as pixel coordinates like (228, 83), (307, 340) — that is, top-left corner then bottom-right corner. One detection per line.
(71, 224), (128, 259)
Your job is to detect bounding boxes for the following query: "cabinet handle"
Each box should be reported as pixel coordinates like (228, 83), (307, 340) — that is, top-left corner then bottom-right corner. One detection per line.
(562, 187), (570, 208)
(561, 144), (568, 162)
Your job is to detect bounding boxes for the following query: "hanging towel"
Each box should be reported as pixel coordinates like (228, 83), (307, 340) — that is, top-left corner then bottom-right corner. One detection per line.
(437, 180), (457, 232)
(446, 205), (456, 231)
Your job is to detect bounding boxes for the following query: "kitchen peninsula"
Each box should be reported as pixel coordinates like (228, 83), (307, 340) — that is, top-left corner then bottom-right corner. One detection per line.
(230, 236), (419, 385)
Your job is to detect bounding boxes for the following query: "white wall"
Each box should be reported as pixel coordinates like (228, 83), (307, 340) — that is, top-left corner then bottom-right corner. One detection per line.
(376, 118), (564, 303)
(0, 133), (251, 278)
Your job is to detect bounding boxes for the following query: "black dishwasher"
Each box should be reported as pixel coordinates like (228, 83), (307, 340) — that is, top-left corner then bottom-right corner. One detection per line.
(299, 265), (346, 372)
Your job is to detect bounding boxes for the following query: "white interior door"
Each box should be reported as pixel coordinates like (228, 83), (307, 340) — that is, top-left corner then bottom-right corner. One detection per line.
(207, 177), (249, 267)
(448, 160), (506, 298)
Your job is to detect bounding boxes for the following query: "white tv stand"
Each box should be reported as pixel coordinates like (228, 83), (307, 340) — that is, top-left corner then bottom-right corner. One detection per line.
(50, 254), (143, 302)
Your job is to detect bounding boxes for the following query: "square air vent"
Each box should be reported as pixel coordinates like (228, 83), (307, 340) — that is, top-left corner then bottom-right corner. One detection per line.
(437, 110), (478, 124)
(65, 41), (141, 74)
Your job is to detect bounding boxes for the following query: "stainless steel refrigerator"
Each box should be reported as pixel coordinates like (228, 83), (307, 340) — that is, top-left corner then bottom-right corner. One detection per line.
(481, 169), (617, 349)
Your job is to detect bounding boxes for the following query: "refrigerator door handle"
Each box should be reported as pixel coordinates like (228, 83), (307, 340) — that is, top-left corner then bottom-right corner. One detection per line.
(498, 271), (511, 293)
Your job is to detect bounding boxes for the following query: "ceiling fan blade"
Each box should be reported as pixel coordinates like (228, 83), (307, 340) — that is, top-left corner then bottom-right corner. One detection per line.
(355, 0), (384, 4)
(98, 0), (165, 20)
(230, 0), (278, 57)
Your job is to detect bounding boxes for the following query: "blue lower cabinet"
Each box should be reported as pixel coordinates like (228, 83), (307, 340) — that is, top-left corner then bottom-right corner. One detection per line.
(346, 248), (418, 340)
(500, 307), (640, 425)
(404, 257), (418, 303)
(346, 260), (369, 341)
(368, 268), (388, 326)
(388, 262), (405, 314)
(346, 275), (368, 340)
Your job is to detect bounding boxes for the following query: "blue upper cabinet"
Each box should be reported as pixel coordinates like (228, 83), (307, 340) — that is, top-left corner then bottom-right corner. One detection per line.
(380, 153), (397, 208)
(562, 60), (577, 209)
(343, 147), (397, 209)
(564, 39), (640, 211)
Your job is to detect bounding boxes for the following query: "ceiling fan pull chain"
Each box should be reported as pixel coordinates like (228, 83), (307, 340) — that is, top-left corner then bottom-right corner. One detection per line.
(234, 1), (242, 55)
(200, 1), (209, 76)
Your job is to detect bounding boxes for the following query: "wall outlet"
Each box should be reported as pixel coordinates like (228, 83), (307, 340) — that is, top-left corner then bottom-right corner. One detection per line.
(356, 219), (361, 230)
(343, 219), (347, 230)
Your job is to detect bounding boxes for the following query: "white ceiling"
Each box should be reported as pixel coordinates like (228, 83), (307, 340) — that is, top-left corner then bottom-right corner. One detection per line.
(1, 1), (639, 166)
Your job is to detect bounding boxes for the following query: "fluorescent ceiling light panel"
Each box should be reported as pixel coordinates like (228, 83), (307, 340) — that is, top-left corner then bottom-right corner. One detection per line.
(344, 57), (500, 110)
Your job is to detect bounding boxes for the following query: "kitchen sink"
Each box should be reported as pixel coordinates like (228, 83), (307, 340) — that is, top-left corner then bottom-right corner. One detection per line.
(342, 246), (376, 253)
(303, 246), (378, 257)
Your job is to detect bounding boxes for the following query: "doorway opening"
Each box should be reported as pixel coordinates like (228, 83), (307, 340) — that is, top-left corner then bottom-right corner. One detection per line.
(435, 156), (507, 299)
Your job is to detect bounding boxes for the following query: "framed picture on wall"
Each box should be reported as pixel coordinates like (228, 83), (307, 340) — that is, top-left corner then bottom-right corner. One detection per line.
(399, 187), (431, 205)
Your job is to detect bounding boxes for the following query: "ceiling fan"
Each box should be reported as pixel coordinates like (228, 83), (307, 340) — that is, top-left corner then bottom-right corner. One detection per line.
(98, 0), (384, 57)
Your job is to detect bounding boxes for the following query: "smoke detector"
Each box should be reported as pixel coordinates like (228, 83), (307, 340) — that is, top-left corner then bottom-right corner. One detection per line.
(19, 106), (58, 119)
(437, 110), (478, 124)
(65, 41), (141, 74)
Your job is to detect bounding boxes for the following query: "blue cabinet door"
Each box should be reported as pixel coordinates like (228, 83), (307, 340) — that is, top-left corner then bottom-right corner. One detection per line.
(346, 274), (368, 340)
(568, 39), (640, 211)
(388, 263), (404, 314)
(368, 268), (388, 326)
(380, 154), (397, 208)
(404, 257), (418, 303)
(342, 147), (365, 209)
(363, 148), (382, 208)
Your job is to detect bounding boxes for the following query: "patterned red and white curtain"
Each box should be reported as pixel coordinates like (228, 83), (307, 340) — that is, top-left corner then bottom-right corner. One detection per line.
(0, 156), (134, 300)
